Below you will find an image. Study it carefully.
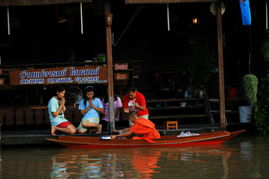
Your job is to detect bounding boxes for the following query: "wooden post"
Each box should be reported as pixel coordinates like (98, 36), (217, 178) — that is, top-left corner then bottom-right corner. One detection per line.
(216, 1), (226, 129)
(0, 123), (2, 145)
(105, 0), (115, 131)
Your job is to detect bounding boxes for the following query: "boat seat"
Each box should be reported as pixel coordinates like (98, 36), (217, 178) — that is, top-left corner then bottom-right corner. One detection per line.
(166, 121), (178, 130)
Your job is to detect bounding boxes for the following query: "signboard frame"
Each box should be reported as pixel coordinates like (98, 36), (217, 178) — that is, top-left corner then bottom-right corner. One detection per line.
(9, 66), (108, 85)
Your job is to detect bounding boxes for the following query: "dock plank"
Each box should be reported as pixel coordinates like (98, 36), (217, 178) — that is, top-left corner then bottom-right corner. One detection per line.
(150, 114), (208, 120)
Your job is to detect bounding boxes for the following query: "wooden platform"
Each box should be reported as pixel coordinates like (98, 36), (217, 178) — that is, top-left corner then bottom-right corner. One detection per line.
(150, 114), (208, 120)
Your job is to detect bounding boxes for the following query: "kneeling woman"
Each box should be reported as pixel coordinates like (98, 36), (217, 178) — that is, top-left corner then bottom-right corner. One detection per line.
(48, 86), (76, 135)
(77, 86), (104, 134)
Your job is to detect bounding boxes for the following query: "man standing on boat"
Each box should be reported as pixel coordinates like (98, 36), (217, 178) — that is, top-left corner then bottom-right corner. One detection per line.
(111, 112), (160, 143)
(123, 87), (149, 126)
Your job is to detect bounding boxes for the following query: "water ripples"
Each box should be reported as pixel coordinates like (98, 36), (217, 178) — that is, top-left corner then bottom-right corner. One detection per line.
(1, 136), (269, 178)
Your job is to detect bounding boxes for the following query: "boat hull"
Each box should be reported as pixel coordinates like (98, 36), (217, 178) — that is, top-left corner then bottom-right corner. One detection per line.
(46, 130), (245, 148)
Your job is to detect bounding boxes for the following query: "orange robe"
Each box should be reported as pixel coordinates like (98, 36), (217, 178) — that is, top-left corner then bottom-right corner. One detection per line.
(130, 118), (161, 143)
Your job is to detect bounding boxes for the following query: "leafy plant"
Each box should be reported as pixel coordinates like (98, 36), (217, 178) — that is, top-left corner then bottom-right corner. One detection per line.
(254, 75), (269, 134)
(255, 31), (269, 134)
(182, 42), (216, 87)
(243, 74), (258, 106)
(262, 31), (269, 63)
(262, 40), (269, 63)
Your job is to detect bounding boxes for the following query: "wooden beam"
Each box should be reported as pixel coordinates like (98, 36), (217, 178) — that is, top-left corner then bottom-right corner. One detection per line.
(125, 0), (216, 4)
(0, 0), (92, 6)
(105, 0), (115, 131)
(216, 1), (226, 129)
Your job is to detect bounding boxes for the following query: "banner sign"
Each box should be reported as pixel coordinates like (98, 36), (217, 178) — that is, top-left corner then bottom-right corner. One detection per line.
(239, 0), (251, 26)
(9, 66), (107, 85)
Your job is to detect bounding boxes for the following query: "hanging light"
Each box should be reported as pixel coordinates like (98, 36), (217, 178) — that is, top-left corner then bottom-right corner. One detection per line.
(192, 17), (198, 24)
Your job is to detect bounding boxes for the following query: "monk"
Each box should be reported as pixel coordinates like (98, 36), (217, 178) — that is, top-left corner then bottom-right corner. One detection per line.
(111, 112), (160, 143)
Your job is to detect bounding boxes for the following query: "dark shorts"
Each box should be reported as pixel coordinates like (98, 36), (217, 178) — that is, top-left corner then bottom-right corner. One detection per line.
(57, 121), (72, 128)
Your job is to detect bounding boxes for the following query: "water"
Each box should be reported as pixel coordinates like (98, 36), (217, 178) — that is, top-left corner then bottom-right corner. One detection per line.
(1, 135), (269, 179)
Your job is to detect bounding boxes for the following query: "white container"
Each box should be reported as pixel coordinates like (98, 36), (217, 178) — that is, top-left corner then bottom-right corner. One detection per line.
(100, 136), (112, 140)
(239, 106), (252, 123)
(180, 102), (187, 107)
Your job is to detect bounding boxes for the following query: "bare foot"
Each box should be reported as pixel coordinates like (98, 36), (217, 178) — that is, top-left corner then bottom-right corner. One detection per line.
(96, 124), (102, 134)
(81, 122), (86, 127)
(51, 126), (56, 136)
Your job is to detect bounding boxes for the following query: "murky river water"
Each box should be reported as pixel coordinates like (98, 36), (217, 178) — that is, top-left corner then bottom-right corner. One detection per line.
(1, 135), (269, 179)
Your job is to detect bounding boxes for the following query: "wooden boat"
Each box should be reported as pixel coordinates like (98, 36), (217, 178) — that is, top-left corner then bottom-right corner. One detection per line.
(46, 129), (245, 148)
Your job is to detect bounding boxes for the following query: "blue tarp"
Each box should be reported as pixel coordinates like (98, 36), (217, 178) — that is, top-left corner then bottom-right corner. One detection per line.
(239, 0), (252, 26)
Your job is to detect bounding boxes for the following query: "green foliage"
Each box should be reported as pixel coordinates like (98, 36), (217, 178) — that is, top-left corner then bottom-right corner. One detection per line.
(262, 40), (269, 63)
(262, 31), (269, 63)
(255, 31), (269, 134)
(183, 42), (216, 87)
(254, 76), (269, 134)
(243, 74), (258, 106)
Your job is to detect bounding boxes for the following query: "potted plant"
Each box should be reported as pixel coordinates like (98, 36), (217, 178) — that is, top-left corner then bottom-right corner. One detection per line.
(239, 74), (258, 123)
(242, 74), (258, 106)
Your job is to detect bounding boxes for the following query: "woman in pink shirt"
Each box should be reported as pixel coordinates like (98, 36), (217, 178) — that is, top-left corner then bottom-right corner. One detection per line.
(101, 94), (123, 124)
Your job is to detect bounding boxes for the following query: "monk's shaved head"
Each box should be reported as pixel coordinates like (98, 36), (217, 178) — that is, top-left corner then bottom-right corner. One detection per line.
(129, 112), (138, 122)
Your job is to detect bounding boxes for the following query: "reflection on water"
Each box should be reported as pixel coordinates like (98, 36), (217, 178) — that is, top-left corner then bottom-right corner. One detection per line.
(1, 136), (269, 179)
(50, 148), (161, 179)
